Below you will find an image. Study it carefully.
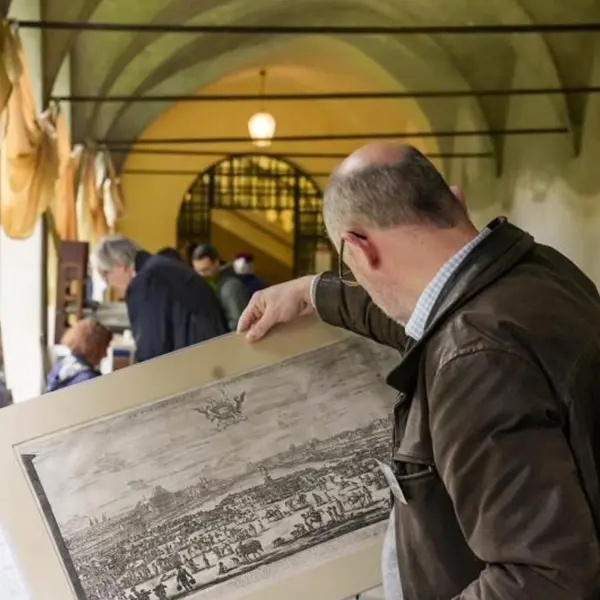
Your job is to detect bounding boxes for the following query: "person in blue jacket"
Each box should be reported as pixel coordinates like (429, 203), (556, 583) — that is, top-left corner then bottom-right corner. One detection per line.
(46, 318), (113, 392)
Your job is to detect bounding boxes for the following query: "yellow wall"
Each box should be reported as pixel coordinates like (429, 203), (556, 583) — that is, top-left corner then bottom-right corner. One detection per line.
(118, 40), (440, 258)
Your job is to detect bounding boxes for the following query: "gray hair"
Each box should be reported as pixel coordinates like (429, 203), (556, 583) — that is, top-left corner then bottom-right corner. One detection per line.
(323, 147), (463, 235)
(92, 235), (141, 271)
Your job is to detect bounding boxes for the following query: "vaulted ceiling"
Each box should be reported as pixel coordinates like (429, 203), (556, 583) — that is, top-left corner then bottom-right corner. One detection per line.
(4, 0), (600, 170)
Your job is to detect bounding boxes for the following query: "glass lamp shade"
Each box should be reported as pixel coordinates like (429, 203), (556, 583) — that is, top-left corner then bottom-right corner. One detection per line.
(248, 111), (276, 147)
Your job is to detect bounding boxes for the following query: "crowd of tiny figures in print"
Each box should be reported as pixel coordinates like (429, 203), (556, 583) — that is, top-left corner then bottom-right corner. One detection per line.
(62, 418), (392, 600)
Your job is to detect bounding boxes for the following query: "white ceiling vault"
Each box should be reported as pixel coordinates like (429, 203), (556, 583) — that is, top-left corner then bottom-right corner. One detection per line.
(3, 0), (600, 171)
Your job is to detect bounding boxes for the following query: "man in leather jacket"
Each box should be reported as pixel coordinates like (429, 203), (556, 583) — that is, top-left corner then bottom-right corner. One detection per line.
(237, 142), (600, 600)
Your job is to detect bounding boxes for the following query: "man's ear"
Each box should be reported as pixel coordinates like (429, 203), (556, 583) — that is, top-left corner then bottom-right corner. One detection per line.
(343, 232), (380, 269)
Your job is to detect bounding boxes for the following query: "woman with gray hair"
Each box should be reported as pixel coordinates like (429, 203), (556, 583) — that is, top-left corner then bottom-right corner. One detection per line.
(92, 235), (227, 362)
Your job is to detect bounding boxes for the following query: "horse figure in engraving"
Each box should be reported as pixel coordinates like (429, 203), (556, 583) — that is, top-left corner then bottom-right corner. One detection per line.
(238, 538), (264, 561)
(193, 390), (247, 430)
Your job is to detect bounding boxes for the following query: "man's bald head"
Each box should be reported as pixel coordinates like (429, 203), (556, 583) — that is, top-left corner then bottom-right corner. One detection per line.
(323, 143), (466, 236)
(335, 142), (411, 176)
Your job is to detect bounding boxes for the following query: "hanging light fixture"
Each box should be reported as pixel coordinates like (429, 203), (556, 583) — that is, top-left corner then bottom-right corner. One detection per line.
(248, 70), (276, 147)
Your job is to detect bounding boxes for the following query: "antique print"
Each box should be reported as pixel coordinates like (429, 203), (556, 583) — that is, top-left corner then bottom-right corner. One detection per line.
(17, 337), (398, 600)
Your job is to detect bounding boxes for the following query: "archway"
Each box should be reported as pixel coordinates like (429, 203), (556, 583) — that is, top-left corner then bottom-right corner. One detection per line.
(177, 154), (332, 277)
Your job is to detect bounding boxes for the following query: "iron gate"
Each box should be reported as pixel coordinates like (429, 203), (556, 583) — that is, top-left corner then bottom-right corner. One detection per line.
(177, 154), (331, 276)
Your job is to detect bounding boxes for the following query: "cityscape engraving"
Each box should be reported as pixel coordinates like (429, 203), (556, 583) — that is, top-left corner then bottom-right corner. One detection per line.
(17, 337), (399, 600)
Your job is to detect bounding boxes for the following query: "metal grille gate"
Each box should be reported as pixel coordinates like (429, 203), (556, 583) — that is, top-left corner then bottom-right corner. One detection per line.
(177, 154), (331, 276)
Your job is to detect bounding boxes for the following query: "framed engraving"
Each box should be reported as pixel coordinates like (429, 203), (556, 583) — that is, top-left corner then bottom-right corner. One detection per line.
(0, 316), (397, 600)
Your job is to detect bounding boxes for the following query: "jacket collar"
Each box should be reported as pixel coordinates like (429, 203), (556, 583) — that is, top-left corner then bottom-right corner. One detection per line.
(386, 218), (535, 391)
(134, 250), (153, 273)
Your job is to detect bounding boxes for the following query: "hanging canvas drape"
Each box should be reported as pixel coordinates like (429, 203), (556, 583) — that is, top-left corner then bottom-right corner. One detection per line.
(80, 148), (108, 241)
(53, 107), (79, 241)
(0, 22), (19, 131)
(101, 150), (125, 231)
(0, 26), (59, 239)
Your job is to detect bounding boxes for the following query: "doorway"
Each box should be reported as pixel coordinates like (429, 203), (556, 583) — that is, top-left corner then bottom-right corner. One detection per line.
(177, 154), (332, 277)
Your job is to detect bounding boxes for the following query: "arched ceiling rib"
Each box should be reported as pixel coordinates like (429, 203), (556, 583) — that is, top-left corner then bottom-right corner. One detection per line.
(30, 0), (600, 170)
(42, 0), (103, 98)
(96, 34), (470, 138)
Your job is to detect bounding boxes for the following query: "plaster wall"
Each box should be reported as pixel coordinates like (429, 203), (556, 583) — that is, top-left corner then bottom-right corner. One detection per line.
(456, 38), (600, 287)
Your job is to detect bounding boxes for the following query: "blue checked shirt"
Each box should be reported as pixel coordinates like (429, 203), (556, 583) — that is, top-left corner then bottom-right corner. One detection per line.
(310, 226), (492, 600)
(404, 226), (492, 340)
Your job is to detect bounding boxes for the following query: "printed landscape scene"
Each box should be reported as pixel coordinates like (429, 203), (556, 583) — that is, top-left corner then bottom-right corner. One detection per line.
(17, 337), (399, 600)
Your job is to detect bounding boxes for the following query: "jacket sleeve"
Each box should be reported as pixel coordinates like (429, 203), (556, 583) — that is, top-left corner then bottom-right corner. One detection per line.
(313, 271), (407, 350)
(128, 276), (173, 363)
(220, 278), (252, 330)
(429, 348), (600, 600)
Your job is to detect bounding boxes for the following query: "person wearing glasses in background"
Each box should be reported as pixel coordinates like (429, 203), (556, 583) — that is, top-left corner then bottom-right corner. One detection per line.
(92, 236), (227, 363)
(238, 142), (600, 600)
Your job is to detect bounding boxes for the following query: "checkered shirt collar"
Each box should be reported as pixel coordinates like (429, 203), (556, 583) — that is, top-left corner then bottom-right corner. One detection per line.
(404, 227), (492, 341)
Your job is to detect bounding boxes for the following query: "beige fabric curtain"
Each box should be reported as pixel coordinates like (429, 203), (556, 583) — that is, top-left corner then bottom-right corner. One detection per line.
(0, 26), (59, 239)
(0, 22), (20, 134)
(53, 108), (79, 240)
(75, 158), (93, 246)
(80, 148), (108, 241)
(102, 150), (125, 223)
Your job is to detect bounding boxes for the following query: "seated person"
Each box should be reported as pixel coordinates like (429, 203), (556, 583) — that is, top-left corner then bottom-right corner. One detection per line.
(46, 319), (112, 392)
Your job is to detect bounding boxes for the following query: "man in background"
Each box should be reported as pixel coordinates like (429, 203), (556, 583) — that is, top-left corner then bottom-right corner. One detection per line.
(192, 243), (251, 331)
(93, 236), (227, 362)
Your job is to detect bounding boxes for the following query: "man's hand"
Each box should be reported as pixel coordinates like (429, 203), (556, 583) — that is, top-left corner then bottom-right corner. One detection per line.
(237, 275), (316, 342)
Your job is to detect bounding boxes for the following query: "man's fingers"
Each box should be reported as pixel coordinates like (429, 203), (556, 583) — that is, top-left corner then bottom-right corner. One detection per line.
(237, 303), (259, 333)
(245, 312), (276, 342)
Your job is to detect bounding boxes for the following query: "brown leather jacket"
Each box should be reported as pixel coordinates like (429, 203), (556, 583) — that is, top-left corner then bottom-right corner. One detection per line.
(314, 218), (600, 600)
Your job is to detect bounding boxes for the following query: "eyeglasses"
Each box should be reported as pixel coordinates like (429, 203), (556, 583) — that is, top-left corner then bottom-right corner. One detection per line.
(338, 233), (366, 287)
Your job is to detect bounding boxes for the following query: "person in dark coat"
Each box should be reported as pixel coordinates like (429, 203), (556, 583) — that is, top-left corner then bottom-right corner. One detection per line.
(46, 318), (112, 392)
(191, 244), (251, 331)
(232, 252), (267, 296)
(156, 246), (184, 262)
(92, 236), (228, 363)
